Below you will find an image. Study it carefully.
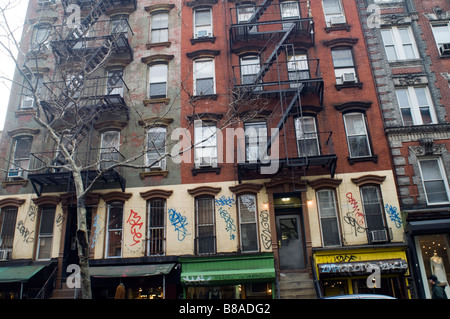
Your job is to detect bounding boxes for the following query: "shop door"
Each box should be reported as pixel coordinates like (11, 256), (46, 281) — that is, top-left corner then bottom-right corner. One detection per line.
(276, 214), (305, 269)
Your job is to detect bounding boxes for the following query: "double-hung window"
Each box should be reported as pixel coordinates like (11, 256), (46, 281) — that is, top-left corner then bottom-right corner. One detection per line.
(194, 122), (217, 167)
(244, 122), (267, 162)
(418, 158), (450, 205)
(194, 59), (215, 95)
(360, 186), (388, 243)
(147, 199), (166, 255)
(294, 116), (320, 157)
(381, 27), (418, 61)
(100, 131), (120, 170)
(146, 127), (166, 170)
(395, 86), (437, 126)
(194, 8), (213, 38)
(322, 0), (346, 27)
(8, 136), (32, 180)
(431, 23), (450, 56)
(237, 4), (257, 34)
(106, 69), (124, 97)
(196, 197), (216, 254)
(240, 55), (261, 88)
(331, 48), (357, 85)
(31, 24), (51, 51)
(149, 64), (168, 99)
(0, 207), (18, 260)
(316, 189), (341, 247)
(21, 74), (43, 109)
(37, 207), (55, 260)
(287, 53), (309, 87)
(280, 1), (300, 30)
(238, 194), (259, 252)
(106, 202), (123, 258)
(343, 113), (371, 158)
(151, 12), (169, 43)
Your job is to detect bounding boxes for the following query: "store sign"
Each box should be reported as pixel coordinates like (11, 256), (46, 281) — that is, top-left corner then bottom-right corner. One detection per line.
(318, 259), (408, 277)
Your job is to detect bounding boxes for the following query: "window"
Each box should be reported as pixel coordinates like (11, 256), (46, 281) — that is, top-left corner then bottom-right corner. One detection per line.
(418, 158), (450, 205)
(36, 207), (55, 260)
(149, 64), (168, 99)
(240, 55), (261, 89)
(287, 53), (310, 87)
(146, 127), (166, 170)
(316, 190), (341, 247)
(194, 8), (213, 38)
(395, 86), (437, 126)
(20, 74), (43, 109)
(381, 27), (418, 61)
(194, 59), (215, 95)
(99, 131), (120, 170)
(31, 24), (51, 51)
(238, 194), (259, 252)
(106, 69), (124, 96)
(280, 1), (300, 30)
(331, 48), (357, 85)
(295, 116), (320, 157)
(237, 3), (257, 34)
(360, 186), (388, 243)
(195, 197), (215, 254)
(147, 199), (166, 255)
(244, 122), (267, 162)
(111, 15), (129, 36)
(322, 0), (345, 27)
(151, 12), (169, 43)
(194, 122), (217, 167)
(0, 207), (18, 259)
(106, 202), (123, 257)
(431, 23), (450, 56)
(343, 113), (371, 158)
(8, 136), (32, 180)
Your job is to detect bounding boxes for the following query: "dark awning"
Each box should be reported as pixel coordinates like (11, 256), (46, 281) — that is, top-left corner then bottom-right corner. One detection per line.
(0, 265), (47, 283)
(89, 263), (175, 278)
(407, 219), (450, 235)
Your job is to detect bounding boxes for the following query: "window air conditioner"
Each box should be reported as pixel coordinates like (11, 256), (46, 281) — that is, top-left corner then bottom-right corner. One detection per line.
(439, 43), (450, 56)
(20, 98), (34, 109)
(7, 167), (23, 180)
(342, 72), (356, 83)
(370, 229), (388, 243)
(199, 156), (212, 167)
(330, 15), (346, 26)
(196, 30), (211, 38)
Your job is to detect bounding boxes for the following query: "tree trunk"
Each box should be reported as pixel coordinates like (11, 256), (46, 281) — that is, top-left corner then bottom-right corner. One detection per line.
(73, 170), (92, 299)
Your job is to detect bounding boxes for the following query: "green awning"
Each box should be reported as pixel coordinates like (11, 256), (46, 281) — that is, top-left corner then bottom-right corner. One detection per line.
(0, 265), (46, 283)
(180, 253), (276, 285)
(89, 263), (175, 278)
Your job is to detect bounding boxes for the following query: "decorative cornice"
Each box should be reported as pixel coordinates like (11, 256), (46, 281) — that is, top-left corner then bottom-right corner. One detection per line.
(94, 120), (128, 132)
(334, 101), (372, 113)
(229, 183), (263, 195)
(351, 175), (386, 186)
(307, 178), (343, 190)
(187, 186), (221, 197)
(140, 189), (173, 200)
(138, 117), (174, 127)
(32, 195), (61, 207)
(186, 112), (223, 123)
(7, 128), (40, 137)
(141, 54), (174, 65)
(186, 49), (220, 59)
(0, 198), (26, 208)
(101, 191), (133, 202)
(323, 38), (358, 48)
(144, 4), (175, 13)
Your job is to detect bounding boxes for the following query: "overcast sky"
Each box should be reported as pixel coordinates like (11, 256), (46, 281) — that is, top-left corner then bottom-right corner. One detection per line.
(0, 0), (28, 131)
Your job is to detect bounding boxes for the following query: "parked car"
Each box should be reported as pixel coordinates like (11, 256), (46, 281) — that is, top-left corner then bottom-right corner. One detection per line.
(323, 294), (396, 299)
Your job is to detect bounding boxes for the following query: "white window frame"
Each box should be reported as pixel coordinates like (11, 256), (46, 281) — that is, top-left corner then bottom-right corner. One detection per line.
(395, 86), (437, 126)
(146, 127), (167, 170)
(294, 116), (320, 157)
(331, 48), (357, 85)
(316, 189), (341, 247)
(36, 207), (55, 260)
(238, 194), (259, 252)
(343, 112), (372, 158)
(322, 0), (346, 27)
(193, 58), (215, 95)
(418, 158), (450, 205)
(287, 53), (310, 87)
(106, 68), (124, 97)
(280, 1), (300, 30)
(151, 11), (169, 43)
(99, 131), (120, 170)
(431, 23), (450, 56)
(244, 121), (267, 162)
(381, 26), (419, 61)
(240, 55), (261, 88)
(105, 201), (124, 258)
(194, 7), (213, 38)
(9, 136), (32, 180)
(149, 64), (168, 99)
(194, 121), (218, 167)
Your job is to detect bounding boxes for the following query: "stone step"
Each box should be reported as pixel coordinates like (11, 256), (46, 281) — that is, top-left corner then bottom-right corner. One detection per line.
(50, 283), (80, 299)
(278, 272), (317, 299)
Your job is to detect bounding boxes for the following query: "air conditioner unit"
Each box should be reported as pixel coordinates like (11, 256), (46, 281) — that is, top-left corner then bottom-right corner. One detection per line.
(370, 229), (388, 243)
(20, 98), (34, 109)
(330, 15), (346, 26)
(7, 167), (23, 180)
(439, 43), (450, 56)
(342, 72), (356, 83)
(196, 30), (211, 38)
(199, 156), (212, 167)
(0, 249), (11, 261)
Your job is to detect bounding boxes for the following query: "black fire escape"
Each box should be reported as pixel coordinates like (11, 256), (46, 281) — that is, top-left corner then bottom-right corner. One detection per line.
(230, 0), (337, 182)
(28, 0), (136, 196)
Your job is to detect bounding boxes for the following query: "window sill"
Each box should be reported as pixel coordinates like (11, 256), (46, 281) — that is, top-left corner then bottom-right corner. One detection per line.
(335, 82), (363, 91)
(15, 109), (37, 116)
(143, 98), (170, 106)
(146, 42), (171, 49)
(190, 37), (216, 45)
(140, 170), (168, 179)
(191, 94), (217, 101)
(439, 54), (450, 59)
(347, 155), (378, 165)
(325, 24), (351, 33)
(2, 179), (28, 187)
(192, 166), (221, 176)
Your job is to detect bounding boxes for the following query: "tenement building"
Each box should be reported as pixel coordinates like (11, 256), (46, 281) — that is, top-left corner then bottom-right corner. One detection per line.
(0, 0), (415, 299)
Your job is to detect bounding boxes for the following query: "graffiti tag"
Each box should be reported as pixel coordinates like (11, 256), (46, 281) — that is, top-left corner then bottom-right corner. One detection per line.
(385, 204), (402, 228)
(168, 208), (190, 241)
(218, 206), (236, 240)
(127, 209), (143, 246)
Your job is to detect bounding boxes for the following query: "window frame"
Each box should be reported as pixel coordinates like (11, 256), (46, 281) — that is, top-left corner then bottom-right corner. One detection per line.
(195, 196), (216, 254)
(381, 26), (419, 61)
(9, 136), (33, 180)
(322, 0), (346, 27)
(99, 130), (120, 170)
(194, 121), (218, 167)
(418, 157), (450, 205)
(237, 194), (259, 252)
(431, 22), (450, 56)
(395, 86), (437, 126)
(343, 112), (372, 158)
(193, 7), (213, 39)
(316, 189), (341, 247)
(147, 198), (166, 256)
(193, 58), (215, 96)
(148, 63), (168, 99)
(360, 185), (388, 243)
(331, 47), (358, 85)
(146, 126), (167, 170)
(294, 116), (320, 157)
(36, 207), (55, 260)
(151, 11), (169, 43)
(0, 207), (18, 254)
(106, 68), (124, 97)
(105, 201), (124, 258)
(244, 121), (267, 162)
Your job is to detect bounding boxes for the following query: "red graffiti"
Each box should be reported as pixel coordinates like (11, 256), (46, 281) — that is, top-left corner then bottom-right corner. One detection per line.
(127, 209), (143, 246)
(346, 192), (365, 227)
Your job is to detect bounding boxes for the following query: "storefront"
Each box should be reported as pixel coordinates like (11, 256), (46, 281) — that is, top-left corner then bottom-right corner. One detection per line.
(313, 246), (411, 299)
(407, 218), (450, 299)
(89, 262), (179, 299)
(179, 253), (276, 299)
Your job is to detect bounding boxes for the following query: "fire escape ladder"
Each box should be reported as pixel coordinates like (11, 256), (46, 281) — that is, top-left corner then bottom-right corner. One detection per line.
(247, 0), (274, 24)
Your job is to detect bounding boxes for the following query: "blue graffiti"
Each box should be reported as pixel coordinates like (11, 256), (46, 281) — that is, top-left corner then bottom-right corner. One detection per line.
(215, 195), (236, 208)
(218, 207), (236, 240)
(168, 208), (190, 241)
(385, 204), (402, 228)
